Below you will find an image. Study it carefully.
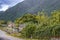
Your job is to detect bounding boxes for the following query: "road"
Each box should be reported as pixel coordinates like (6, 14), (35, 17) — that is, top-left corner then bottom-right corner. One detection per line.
(0, 30), (23, 40)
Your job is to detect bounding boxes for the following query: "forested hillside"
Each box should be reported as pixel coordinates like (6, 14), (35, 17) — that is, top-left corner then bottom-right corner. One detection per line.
(0, 0), (60, 21)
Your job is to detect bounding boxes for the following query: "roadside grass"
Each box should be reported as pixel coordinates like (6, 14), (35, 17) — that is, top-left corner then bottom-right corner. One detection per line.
(25, 39), (38, 40)
(0, 26), (6, 30)
(10, 33), (22, 38)
(24, 38), (50, 40)
(8, 33), (39, 40)
(9, 33), (50, 40)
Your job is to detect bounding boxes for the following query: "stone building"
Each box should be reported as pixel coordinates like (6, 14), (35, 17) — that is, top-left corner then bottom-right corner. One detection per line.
(7, 22), (18, 33)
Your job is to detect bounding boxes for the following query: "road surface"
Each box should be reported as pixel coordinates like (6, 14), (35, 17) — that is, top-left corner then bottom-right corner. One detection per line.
(0, 30), (23, 40)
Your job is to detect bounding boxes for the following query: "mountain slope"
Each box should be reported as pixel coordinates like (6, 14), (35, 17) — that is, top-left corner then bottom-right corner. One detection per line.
(0, 0), (60, 21)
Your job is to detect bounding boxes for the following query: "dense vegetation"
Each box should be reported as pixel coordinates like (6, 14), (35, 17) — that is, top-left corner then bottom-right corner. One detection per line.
(15, 10), (60, 39)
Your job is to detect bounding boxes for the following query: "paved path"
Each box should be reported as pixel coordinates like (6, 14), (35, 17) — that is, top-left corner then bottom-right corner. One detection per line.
(0, 30), (23, 40)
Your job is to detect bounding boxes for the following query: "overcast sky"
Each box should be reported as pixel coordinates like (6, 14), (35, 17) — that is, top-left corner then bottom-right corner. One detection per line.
(0, 0), (24, 11)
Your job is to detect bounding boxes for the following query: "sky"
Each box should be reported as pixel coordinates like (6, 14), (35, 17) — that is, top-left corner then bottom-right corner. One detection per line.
(0, 0), (24, 11)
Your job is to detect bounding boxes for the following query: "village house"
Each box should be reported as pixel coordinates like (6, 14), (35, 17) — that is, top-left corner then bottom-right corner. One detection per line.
(8, 22), (15, 28)
(4, 21), (27, 34)
(6, 22), (26, 33)
(6, 22), (18, 33)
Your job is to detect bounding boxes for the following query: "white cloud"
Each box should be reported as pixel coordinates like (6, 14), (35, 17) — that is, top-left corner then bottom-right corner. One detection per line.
(0, 0), (24, 11)
(0, 4), (9, 11)
(9, 0), (24, 7)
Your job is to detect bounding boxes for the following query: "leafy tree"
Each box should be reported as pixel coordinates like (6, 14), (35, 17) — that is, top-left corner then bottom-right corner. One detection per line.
(21, 22), (36, 38)
(15, 13), (37, 27)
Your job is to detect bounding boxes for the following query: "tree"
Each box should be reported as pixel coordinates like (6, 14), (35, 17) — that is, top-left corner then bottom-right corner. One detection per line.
(21, 22), (36, 38)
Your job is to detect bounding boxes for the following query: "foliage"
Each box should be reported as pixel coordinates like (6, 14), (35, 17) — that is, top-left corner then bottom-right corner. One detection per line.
(14, 13), (37, 27)
(14, 10), (60, 39)
(0, 20), (7, 26)
(21, 22), (36, 38)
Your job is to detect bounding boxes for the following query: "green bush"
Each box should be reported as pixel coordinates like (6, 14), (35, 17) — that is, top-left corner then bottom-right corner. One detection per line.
(21, 22), (36, 38)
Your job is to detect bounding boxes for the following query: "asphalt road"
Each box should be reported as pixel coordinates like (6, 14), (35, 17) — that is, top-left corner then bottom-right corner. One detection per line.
(0, 30), (23, 40)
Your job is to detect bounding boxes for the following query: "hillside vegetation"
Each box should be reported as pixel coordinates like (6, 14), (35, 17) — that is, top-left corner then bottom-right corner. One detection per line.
(14, 10), (60, 39)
